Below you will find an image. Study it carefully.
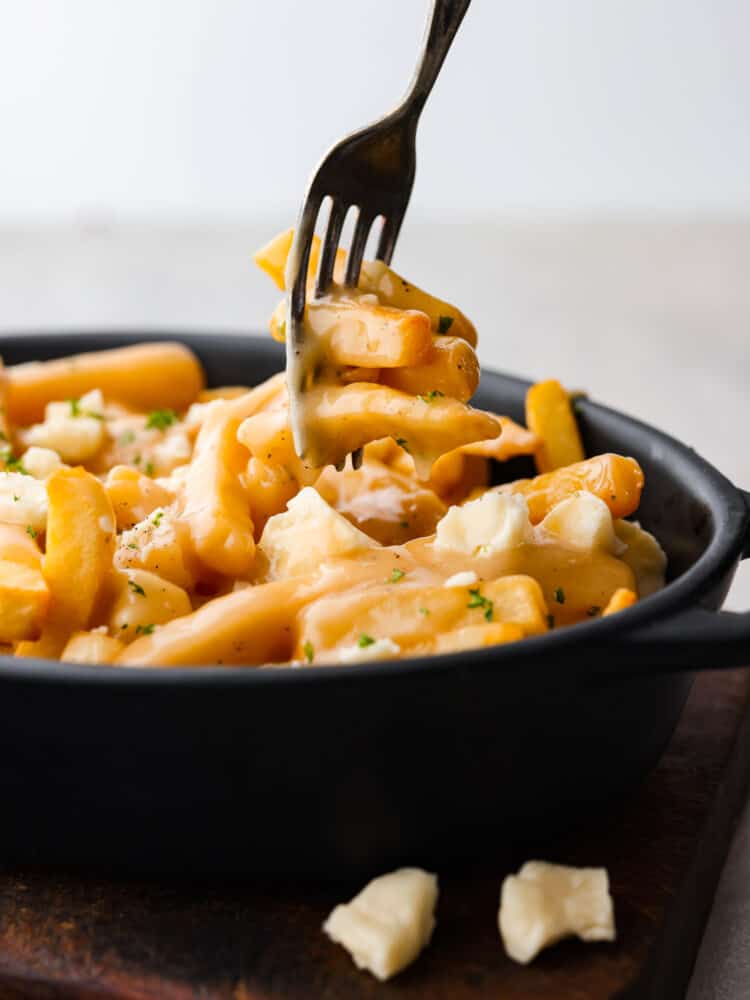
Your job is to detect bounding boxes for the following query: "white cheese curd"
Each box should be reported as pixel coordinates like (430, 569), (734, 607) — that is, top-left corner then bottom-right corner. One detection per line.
(259, 487), (377, 578)
(614, 519), (667, 597)
(435, 492), (531, 556)
(539, 491), (624, 554)
(324, 868), (438, 980)
(183, 400), (222, 427)
(20, 447), (63, 480)
(498, 861), (616, 964)
(152, 430), (192, 474)
(338, 637), (401, 664)
(0, 471), (48, 533)
(23, 388), (106, 463)
(443, 570), (479, 588)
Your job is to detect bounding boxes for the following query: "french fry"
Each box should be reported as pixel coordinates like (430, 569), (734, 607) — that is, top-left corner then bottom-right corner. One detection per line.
(105, 466), (176, 531)
(238, 404), (320, 487)
(107, 568), (192, 642)
(253, 228), (295, 289)
(61, 630), (125, 664)
(298, 383), (501, 475)
(244, 458), (298, 536)
(493, 454), (645, 523)
(526, 379), (585, 473)
(272, 296), (434, 369)
(381, 335), (479, 402)
(180, 375), (286, 578)
(602, 588), (637, 616)
(309, 297), (433, 368)
(297, 575), (549, 661)
(6, 343), (205, 425)
(359, 260), (478, 347)
(423, 622), (525, 655)
(16, 467), (116, 658)
(0, 560), (50, 643)
(117, 573), (340, 667)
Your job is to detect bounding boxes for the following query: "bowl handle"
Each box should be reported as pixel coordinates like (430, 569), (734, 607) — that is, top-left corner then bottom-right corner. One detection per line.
(624, 488), (750, 671)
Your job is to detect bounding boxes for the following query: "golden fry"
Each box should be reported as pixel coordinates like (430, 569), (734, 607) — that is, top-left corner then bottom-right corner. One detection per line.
(494, 454), (644, 523)
(381, 335), (479, 402)
(526, 379), (585, 473)
(602, 588), (638, 616)
(6, 343), (205, 425)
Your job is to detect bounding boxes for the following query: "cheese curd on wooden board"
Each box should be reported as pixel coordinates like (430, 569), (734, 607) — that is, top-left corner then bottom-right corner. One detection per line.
(0, 237), (666, 665)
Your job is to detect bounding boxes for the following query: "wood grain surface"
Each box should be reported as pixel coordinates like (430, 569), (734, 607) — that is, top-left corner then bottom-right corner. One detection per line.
(0, 668), (748, 1000)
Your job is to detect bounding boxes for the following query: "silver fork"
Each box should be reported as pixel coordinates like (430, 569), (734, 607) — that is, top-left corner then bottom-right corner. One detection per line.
(285, 0), (472, 468)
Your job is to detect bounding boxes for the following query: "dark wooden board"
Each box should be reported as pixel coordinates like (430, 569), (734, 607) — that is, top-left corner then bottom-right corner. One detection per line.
(1, 669), (749, 1000)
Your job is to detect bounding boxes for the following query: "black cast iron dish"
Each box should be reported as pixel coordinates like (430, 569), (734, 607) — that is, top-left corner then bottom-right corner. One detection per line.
(1, 332), (748, 878)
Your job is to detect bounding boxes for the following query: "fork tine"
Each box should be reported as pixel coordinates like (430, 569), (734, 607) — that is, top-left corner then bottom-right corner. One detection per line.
(344, 210), (374, 287)
(375, 210), (405, 265)
(315, 198), (346, 297)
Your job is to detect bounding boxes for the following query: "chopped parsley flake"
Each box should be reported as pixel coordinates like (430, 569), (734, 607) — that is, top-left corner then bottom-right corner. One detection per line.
(119, 430), (136, 447)
(128, 579), (146, 596)
(144, 461), (155, 477)
(418, 389), (445, 403)
(127, 542), (138, 550)
(554, 587), (566, 604)
(135, 623), (155, 635)
(467, 587), (494, 621)
(358, 634), (376, 648)
(4, 455), (29, 475)
(419, 607), (430, 616)
(387, 568), (405, 583)
(146, 408), (178, 431)
(26, 525), (37, 539)
(587, 605), (601, 617)
(12, 494), (19, 502)
(152, 510), (164, 526)
(303, 640), (314, 664)
(399, 520), (410, 529)
(395, 437), (410, 453)
(437, 315), (454, 334)
(68, 398), (81, 417)
(547, 614), (556, 629)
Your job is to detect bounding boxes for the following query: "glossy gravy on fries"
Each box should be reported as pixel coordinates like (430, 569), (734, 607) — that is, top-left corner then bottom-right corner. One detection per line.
(0, 231), (665, 667)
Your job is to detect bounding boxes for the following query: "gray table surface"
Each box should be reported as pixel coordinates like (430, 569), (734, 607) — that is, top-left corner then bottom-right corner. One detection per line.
(1, 220), (748, 997)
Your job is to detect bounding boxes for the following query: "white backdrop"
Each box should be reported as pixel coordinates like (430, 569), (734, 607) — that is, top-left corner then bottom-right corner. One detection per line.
(1, 0), (749, 223)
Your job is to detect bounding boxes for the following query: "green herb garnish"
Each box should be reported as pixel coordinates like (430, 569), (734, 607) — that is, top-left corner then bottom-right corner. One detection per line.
(68, 398), (81, 417)
(358, 634), (376, 648)
(587, 605), (601, 617)
(128, 579), (146, 596)
(303, 640), (314, 664)
(146, 409), (178, 431)
(419, 607), (430, 616)
(144, 461), (155, 477)
(437, 315), (454, 334)
(467, 587), (494, 621)
(26, 525), (37, 539)
(395, 437), (410, 452)
(152, 510), (164, 527)
(4, 455), (29, 475)
(119, 430), (136, 447)
(418, 389), (445, 403)
(547, 614), (556, 629)
(554, 587), (565, 605)
(387, 568), (406, 584)
(135, 623), (155, 635)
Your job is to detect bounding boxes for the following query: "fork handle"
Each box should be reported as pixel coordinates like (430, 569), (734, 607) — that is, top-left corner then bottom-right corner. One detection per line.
(401, 0), (472, 115)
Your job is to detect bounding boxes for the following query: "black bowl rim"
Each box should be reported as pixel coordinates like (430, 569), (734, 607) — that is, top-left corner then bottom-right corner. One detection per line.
(0, 329), (747, 688)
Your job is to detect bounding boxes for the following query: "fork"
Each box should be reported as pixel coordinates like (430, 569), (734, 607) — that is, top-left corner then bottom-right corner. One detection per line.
(285, 0), (472, 468)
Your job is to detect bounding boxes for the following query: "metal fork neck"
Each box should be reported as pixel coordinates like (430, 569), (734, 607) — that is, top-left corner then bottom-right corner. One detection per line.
(397, 0), (472, 120)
